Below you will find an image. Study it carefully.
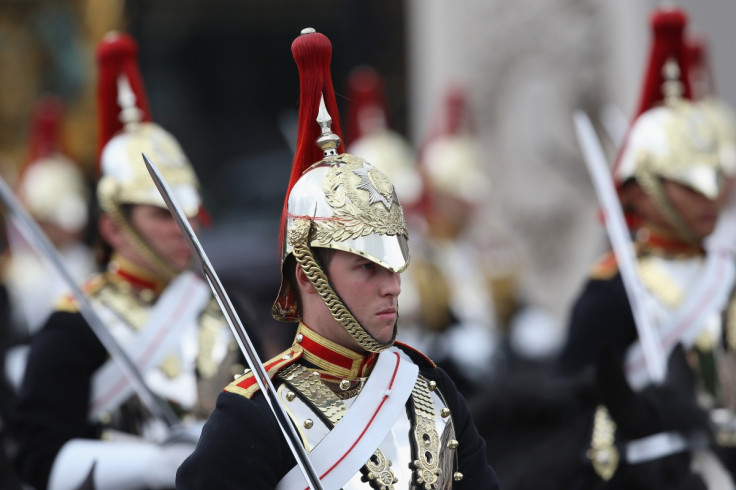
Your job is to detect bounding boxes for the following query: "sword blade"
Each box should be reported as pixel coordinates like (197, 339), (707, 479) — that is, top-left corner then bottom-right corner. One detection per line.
(142, 153), (324, 490)
(0, 174), (180, 428)
(573, 111), (667, 383)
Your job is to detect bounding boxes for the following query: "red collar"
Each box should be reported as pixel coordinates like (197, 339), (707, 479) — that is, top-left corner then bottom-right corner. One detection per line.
(107, 254), (167, 295)
(296, 323), (377, 379)
(636, 226), (704, 257)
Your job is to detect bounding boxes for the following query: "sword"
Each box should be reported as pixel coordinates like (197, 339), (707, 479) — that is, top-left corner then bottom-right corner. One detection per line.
(142, 153), (324, 490)
(573, 110), (667, 384)
(0, 174), (181, 429)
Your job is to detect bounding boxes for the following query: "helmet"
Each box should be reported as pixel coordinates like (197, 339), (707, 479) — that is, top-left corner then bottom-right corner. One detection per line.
(17, 95), (89, 235)
(272, 29), (409, 353)
(614, 7), (724, 242)
(419, 86), (489, 208)
(685, 33), (736, 176)
(95, 31), (201, 278)
(345, 66), (421, 206)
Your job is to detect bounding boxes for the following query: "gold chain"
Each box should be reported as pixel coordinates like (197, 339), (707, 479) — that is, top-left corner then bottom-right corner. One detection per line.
(98, 184), (178, 281)
(634, 158), (698, 245)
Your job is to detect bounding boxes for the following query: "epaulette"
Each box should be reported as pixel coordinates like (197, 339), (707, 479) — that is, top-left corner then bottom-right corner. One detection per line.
(394, 341), (436, 369)
(54, 273), (107, 313)
(589, 251), (619, 280)
(225, 344), (305, 399)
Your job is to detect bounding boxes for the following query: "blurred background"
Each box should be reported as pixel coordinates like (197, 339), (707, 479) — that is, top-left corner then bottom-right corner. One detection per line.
(0, 0), (734, 359)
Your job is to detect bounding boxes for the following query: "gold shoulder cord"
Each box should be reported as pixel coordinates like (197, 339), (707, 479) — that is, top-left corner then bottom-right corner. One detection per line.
(586, 405), (619, 481)
(289, 217), (394, 353)
(634, 157), (698, 245)
(278, 364), (399, 489)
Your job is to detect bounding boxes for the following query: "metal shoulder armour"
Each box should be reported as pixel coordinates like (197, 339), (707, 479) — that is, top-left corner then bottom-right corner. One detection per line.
(225, 345), (304, 400)
(275, 366), (458, 489)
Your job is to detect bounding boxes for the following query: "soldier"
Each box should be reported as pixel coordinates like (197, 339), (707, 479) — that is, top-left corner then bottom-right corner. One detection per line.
(2, 95), (96, 391)
(176, 28), (500, 489)
(685, 32), (736, 180)
(12, 32), (256, 490)
(558, 6), (736, 411)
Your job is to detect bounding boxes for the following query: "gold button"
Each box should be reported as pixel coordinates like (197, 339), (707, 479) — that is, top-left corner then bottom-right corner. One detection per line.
(296, 333), (304, 343)
(304, 419), (314, 429)
(428, 381), (437, 391)
(286, 391), (296, 402)
(440, 407), (451, 418)
(99, 411), (111, 425)
(339, 380), (351, 391)
(140, 289), (154, 302)
(448, 439), (459, 450)
(453, 472), (464, 481)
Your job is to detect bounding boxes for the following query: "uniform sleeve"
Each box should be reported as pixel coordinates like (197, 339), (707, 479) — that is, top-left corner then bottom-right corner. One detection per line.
(176, 391), (294, 489)
(12, 311), (107, 490)
(557, 275), (637, 375)
(430, 367), (501, 490)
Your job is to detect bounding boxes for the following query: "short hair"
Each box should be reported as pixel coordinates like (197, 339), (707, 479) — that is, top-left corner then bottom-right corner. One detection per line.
(285, 247), (336, 309)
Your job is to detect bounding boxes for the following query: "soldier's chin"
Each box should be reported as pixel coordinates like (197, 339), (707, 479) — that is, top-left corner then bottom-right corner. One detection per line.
(374, 320), (398, 345)
(164, 252), (193, 272)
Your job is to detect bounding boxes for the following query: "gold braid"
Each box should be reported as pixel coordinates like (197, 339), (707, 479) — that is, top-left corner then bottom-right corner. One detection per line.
(634, 156), (699, 245)
(289, 217), (395, 353)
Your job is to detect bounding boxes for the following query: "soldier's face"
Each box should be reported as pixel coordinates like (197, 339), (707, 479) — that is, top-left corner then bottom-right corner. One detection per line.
(661, 180), (726, 240)
(326, 250), (401, 348)
(127, 204), (196, 272)
(625, 179), (726, 242)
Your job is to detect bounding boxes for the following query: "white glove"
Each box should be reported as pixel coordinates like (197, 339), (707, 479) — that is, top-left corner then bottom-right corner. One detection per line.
(144, 442), (197, 489)
(48, 437), (196, 490)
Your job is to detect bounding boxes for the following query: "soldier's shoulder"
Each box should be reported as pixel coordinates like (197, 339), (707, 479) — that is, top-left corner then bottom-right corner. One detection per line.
(588, 251), (619, 280)
(394, 341), (436, 369)
(53, 272), (107, 313)
(225, 344), (305, 399)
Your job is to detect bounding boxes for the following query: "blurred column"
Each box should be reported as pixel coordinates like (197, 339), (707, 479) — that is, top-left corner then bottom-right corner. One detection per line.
(407, 0), (618, 348)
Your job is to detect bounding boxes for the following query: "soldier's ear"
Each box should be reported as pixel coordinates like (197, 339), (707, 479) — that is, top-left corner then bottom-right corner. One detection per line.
(97, 213), (123, 249)
(618, 180), (645, 213)
(294, 263), (318, 295)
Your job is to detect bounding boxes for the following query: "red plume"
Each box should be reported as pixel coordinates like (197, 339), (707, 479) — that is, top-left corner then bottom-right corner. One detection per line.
(413, 85), (474, 217)
(685, 33), (717, 100)
(279, 30), (344, 250)
(23, 95), (65, 172)
(95, 31), (153, 173)
(612, 7), (692, 181)
(633, 7), (692, 118)
(345, 65), (388, 147)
